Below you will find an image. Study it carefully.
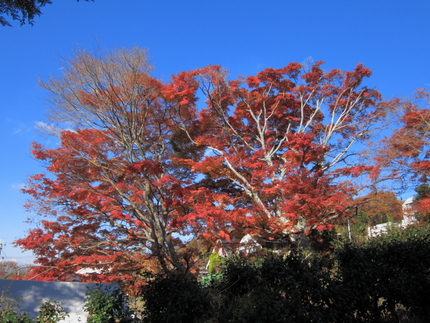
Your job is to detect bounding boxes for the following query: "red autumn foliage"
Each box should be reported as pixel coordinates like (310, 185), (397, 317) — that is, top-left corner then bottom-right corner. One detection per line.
(167, 62), (386, 241)
(377, 88), (430, 214)
(15, 48), (395, 284)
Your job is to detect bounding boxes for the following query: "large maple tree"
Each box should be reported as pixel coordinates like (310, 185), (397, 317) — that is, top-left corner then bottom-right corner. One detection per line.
(16, 47), (392, 282)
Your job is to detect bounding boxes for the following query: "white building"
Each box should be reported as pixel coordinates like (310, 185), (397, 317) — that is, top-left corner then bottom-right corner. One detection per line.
(368, 197), (417, 238)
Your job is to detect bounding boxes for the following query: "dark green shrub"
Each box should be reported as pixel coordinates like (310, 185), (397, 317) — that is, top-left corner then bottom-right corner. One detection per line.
(207, 252), (342, 323)
(140, 272), (211, 323)
(336, 224), (430, 322)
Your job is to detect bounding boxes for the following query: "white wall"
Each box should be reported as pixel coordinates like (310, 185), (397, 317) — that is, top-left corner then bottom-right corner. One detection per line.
(0, 279), (113, 323)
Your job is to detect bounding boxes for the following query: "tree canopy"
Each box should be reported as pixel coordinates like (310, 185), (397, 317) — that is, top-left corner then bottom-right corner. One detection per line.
(0, 0), (92, 26)
(15, 47), (401, 283)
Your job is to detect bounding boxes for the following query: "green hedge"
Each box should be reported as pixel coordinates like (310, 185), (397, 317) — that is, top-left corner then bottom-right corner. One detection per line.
(139, 224), (430, 323)
(337, 225), (430, 322)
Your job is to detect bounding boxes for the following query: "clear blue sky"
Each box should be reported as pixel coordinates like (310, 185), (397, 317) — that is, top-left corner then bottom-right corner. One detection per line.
(1, 0), (429, 264)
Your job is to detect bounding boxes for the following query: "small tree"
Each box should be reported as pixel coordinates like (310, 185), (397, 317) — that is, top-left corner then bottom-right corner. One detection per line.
(84, 284), (132, 323)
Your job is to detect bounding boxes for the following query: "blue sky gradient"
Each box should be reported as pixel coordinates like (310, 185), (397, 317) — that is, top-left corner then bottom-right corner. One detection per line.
(1, 0), (429, 263)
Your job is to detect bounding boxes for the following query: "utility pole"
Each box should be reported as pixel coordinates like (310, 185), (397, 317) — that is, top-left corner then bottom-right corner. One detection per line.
(0, 239), (4, 260)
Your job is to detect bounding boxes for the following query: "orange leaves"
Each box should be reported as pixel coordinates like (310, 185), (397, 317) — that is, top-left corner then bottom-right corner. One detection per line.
(335, 165), (375, 178)
(217, 230), (231, 242)
(125, 160), (163, 175)
(191, 156), (223, 174)
(343, 63), (373, 89)
(402, 109), (430, 135)
(163, 70), (199, 107)
(109, 209), (123, 219)
(279, 62), (302, 78)
(377, 88), (430, 182)
(30, 142), (49, 160)
(246, 75), (260, 88)
(353, 191), (403, 225)
(301, 61), (324, 86)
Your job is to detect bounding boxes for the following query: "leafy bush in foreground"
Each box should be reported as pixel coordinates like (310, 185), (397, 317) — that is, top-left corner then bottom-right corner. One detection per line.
(0, 291), (68, 323)
(139, 224), (430, 322)
(0, 290), (33, 323)
(208, 253), (343, 323)
(337, 224), (430, 322)
(84, 284), (133, 323)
